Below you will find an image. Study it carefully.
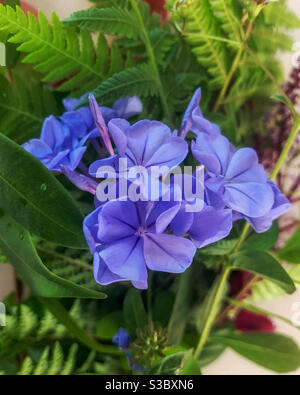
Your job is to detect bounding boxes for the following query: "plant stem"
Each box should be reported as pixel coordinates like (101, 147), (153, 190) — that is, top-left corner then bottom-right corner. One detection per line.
(130, 0), (170, 120)
(147, 271), (153, 323)
(194, 265), (231, 359)
(40, 298), (120, 356)
(270, 117), (300, 181)
(213, 19), (254, 112)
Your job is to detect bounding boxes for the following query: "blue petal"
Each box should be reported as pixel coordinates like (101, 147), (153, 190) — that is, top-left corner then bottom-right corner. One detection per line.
(22, 139), (52, 158)
(97, 200), (138, 243)
(113, 96), (143, 119)
(94, 251), (128, 286)
(83, 206), (103, 253)
(144, 233), (196, 273)
(189, 207), (232, 248)
(100, 236), (148, 286)
(224, 182), (274, 217)
(61, 166), (98, 194)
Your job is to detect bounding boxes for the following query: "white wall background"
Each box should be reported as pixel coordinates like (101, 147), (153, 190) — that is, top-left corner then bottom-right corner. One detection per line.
(0, 0), (300, 375)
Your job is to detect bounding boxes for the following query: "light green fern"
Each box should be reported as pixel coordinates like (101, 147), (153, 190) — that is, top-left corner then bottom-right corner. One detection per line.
(0, 5), (123, 96)
(184, 0), (229, 88)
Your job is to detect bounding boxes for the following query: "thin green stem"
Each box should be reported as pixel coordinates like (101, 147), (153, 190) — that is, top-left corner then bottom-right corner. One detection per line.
(147, 271), (153, 323)
(194, 265), (231, 359)
(270, 118), (300, 181)
(40, 298), (120, 356)
(130, 0), (170, 120)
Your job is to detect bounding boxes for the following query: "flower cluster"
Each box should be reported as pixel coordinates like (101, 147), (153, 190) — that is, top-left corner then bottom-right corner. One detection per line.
(23, 88), (291, 290)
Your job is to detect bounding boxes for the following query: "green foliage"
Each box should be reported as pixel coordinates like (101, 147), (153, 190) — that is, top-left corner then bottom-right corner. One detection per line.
(278, 226), (300, 264)
(184, 0), (229, 88)
(0, 213), (105, 298)
(123, 288), (148, 334)
(242, 222), (279, 252)
(211, 331), (300, 373)
(249, 265), (300, 302)
(0, 74), (58, 142)
(231, 250), (296, 294)
(0, 5), (123, 96)
(0, 134), (85, 248)
(0, 300), (98, 375)
(64, 7), (140, 39)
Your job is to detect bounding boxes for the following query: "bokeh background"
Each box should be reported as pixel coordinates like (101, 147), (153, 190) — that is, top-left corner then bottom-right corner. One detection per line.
(0, 0), (300, 375)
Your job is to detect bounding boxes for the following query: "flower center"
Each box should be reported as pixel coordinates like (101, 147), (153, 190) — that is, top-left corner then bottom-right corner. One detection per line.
(136, 226), (147, 237)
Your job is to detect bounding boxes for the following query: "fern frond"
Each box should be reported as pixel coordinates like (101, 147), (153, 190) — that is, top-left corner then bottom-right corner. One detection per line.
(210, 0), (242, 43)
(184, 0), (229, 88)
(64, 7), (140, 39)
(0, 5), (118, 96)
(263, 0), (300, 29)
(84, 63), (158, 105)
(0, 74), (58, 142)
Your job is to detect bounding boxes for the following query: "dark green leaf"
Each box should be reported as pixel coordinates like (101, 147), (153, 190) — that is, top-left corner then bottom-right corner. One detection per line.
(278, 226), (300, 264)
(242, 222), (279, 252)
(200, 239), (237, 256)
(231, 250), (295, 294)
(167, 267), (194, 346)
(179, 355), (201, 375)
(0, 213), (106, 298)
(123, 288), (148, 333)
(153, 290), (174, 326)
(96, 311), (124, 340)
(149, 350), (192, 375)
(198, 341), (226, 368)
(0, 134), (85, 248)
(211, 332), (300, 373)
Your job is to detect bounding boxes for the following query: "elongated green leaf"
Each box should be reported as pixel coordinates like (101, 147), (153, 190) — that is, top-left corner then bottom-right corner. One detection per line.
(149, 350), (192, 375)
(231, 251), (295, 294)
(64, 8), (140, 39)
(0, 213), (105, 298)
(0, 134), (85, 248)
(278, 226), (300, 264)
(123, 288), (148, 333)
(211, 332), (300, 373)
(167, 267), (194, 346)
(242, 222), (279, 252)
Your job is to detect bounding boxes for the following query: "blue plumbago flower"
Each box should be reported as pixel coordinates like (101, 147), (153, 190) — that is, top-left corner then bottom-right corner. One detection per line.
(89, 118), (188, 178)
(192, 132), (275, 218)
(23, 95), (143, 172)
(62, 94), (143, 140)
(113, 328), (145, 372)
(180, 88), (221, 138)
(23, 115), (87, 172)
(234, 181), (291, 233)
(83, 198), (196, 289)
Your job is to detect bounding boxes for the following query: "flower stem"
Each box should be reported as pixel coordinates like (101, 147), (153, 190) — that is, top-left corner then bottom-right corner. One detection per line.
(130, 0), (170, 120)
(194, 265), (231, 359)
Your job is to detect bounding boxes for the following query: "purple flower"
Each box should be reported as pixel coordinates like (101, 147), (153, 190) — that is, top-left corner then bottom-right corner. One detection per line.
(89, 118), (188, 178)
(180, 88), (221, 138)
(23, 115), (87, 172)
(113, 327), (131, 350)
(83, 199), (196, 289)
(192, 133), (274, 218)
(234, 181), (291, 233)
(113, 328), (145, 372)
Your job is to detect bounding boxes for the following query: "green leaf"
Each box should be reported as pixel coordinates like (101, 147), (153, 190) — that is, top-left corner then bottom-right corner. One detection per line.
(153, 290), (174, 326)
(200, 239), (237, 256)
(96, 311), (124, 340)
(242, 222), (279, 252)
(249, 265), (300, 302)
(81, 64), (158, 106)
(149, 350), (192, 375)
(167, 267), (194, 346)
(178, 355), (201, 375)
(270, 94), (291, 107)
(123, 288), (148, 333)
(231, 250), (296, 294)
(0, 213), (106, 298)
(211, 332), (300, 373)
(0, 134), (85, 248)
(64, 7), (140, 39)
(278, 226), (300, 264)
(198, 340), (226, 368)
